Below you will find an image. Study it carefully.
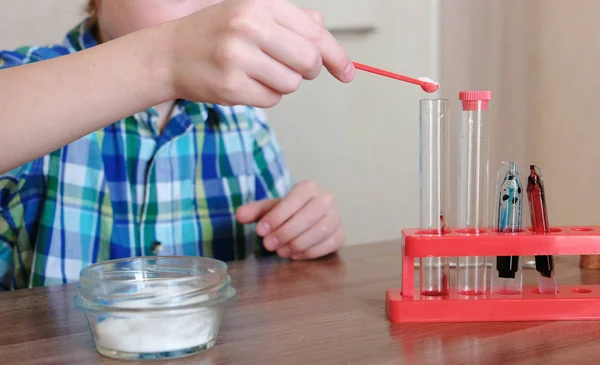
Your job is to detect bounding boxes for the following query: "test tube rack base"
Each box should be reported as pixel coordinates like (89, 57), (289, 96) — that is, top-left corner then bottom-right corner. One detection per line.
(387, 226), (600, 323)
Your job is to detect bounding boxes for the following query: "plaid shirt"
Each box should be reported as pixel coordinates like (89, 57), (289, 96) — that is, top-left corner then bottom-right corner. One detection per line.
(0, 21), (292, 290)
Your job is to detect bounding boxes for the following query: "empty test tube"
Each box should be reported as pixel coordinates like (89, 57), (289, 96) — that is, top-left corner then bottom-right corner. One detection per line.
(419, 99), (450, 297)
(491, 162), (523, 294)
(456, 91), (492, 296)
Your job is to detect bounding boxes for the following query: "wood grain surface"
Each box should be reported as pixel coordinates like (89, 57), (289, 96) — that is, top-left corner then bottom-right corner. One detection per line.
(1, 241), (600, 365)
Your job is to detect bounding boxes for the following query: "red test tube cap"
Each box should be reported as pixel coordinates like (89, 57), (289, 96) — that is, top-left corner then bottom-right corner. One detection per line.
(459, 90), (492, 111)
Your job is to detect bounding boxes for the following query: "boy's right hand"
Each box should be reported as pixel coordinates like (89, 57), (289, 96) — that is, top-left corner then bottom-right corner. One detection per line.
(162, 0), (355, 108)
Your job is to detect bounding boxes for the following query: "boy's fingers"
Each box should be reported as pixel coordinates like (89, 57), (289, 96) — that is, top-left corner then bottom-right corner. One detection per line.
(286, 209), (339, 254)
(236, 198), (280, 225)
(317, 31), (355, 83)
(239, 78), (284, 109)
(263, 192), (334, 251)
(304, 8), (325, 24)
(292, 226), (345, 260)
(246, 47), (303, 94)
(257, 22), (323, 80)
(257, 181), (320, 237)
(273, 3), (354, 82)
(300, 9), (356, 82)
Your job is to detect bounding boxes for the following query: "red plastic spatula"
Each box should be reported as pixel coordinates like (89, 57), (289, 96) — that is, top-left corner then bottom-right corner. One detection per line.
(353, 62), (439, 93)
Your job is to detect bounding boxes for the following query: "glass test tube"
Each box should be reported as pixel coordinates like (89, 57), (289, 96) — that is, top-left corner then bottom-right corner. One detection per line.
(491, 162), (523, 294)
(456, 91), (492, 296)
(419, 99), (450, 297)
(527, 165), (557, 294)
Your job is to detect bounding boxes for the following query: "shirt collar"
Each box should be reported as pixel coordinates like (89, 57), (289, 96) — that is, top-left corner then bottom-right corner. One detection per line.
(63, 18), (99, 52)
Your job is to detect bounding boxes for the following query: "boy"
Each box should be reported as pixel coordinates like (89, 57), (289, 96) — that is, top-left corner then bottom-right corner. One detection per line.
(0, 0), (354, 290)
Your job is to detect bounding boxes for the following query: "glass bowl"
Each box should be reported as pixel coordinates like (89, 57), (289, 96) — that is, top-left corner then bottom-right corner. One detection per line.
(73, 256), (236, 360)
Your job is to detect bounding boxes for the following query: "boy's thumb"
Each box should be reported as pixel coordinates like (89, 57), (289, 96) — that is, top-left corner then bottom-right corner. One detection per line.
(236, 198), (280, 224)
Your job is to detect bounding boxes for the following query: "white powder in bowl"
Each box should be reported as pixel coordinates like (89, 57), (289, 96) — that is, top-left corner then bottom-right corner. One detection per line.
(94, 308), (219, 353)
(91, 286), (222, 354)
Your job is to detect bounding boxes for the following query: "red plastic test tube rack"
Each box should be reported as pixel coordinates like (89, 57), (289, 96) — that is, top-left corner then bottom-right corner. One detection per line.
(386, 226), (600, 323)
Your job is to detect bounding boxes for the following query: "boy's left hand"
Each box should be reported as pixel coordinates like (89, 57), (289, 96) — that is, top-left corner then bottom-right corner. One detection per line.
(236, 180), (344, 260)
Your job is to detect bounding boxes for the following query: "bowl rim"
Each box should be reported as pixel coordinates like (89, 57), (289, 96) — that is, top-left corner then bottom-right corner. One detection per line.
(73, 285), (236, 314)
(75, 256), (236, 313)
(79, 256), (229, 277)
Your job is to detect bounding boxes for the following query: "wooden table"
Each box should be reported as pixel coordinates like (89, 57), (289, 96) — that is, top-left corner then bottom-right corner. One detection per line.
(2, 241), (600, 365)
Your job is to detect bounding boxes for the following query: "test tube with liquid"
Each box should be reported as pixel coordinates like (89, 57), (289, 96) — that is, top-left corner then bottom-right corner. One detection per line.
(456, 91), (492, 296)
(419, 99), (450, 297)
(491, 162), (523, 295)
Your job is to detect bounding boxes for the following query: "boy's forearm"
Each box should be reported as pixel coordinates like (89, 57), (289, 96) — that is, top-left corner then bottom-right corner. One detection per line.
(0, 24), (174, 173)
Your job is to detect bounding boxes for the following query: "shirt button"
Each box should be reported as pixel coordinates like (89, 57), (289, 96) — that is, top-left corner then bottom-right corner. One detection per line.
(151, 241), (163, 255)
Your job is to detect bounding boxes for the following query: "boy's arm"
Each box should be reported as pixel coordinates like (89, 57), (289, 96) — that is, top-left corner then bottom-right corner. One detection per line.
(0, 27), (173, 174)
(0, 0), (353, 175)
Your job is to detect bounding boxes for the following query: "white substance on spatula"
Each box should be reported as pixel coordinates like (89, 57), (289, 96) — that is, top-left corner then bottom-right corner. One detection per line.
(417, 76), (439, 85)
(93, 287), (219, 353)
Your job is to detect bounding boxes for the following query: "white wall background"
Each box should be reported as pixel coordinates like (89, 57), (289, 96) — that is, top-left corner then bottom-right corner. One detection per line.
(0, 0), (87, 48)
(533, 0), (600, 226)
(441, 0), (600, 229)
(0, 0), (440, 246)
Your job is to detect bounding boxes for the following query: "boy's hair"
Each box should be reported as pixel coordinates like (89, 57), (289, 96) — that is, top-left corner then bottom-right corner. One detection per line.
(86, 0), (95, 14)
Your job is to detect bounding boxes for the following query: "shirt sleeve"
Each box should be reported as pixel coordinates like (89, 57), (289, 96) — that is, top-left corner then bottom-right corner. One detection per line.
(0, 48), (51, 290)
(0, 160), (46, 291)
(248, 107), (293, 257)
(0, 45), (71, 69)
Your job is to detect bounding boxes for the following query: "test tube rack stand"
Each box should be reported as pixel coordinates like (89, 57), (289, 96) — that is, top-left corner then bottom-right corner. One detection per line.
(386, 226), (600, 323)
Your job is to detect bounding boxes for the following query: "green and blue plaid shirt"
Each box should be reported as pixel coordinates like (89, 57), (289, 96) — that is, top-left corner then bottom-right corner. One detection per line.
(0, 21), (292, 290)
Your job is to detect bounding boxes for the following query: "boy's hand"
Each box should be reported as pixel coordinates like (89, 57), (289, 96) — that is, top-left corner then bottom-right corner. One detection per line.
(164, 0), (355, 108)
(236, 180), (345, 260)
